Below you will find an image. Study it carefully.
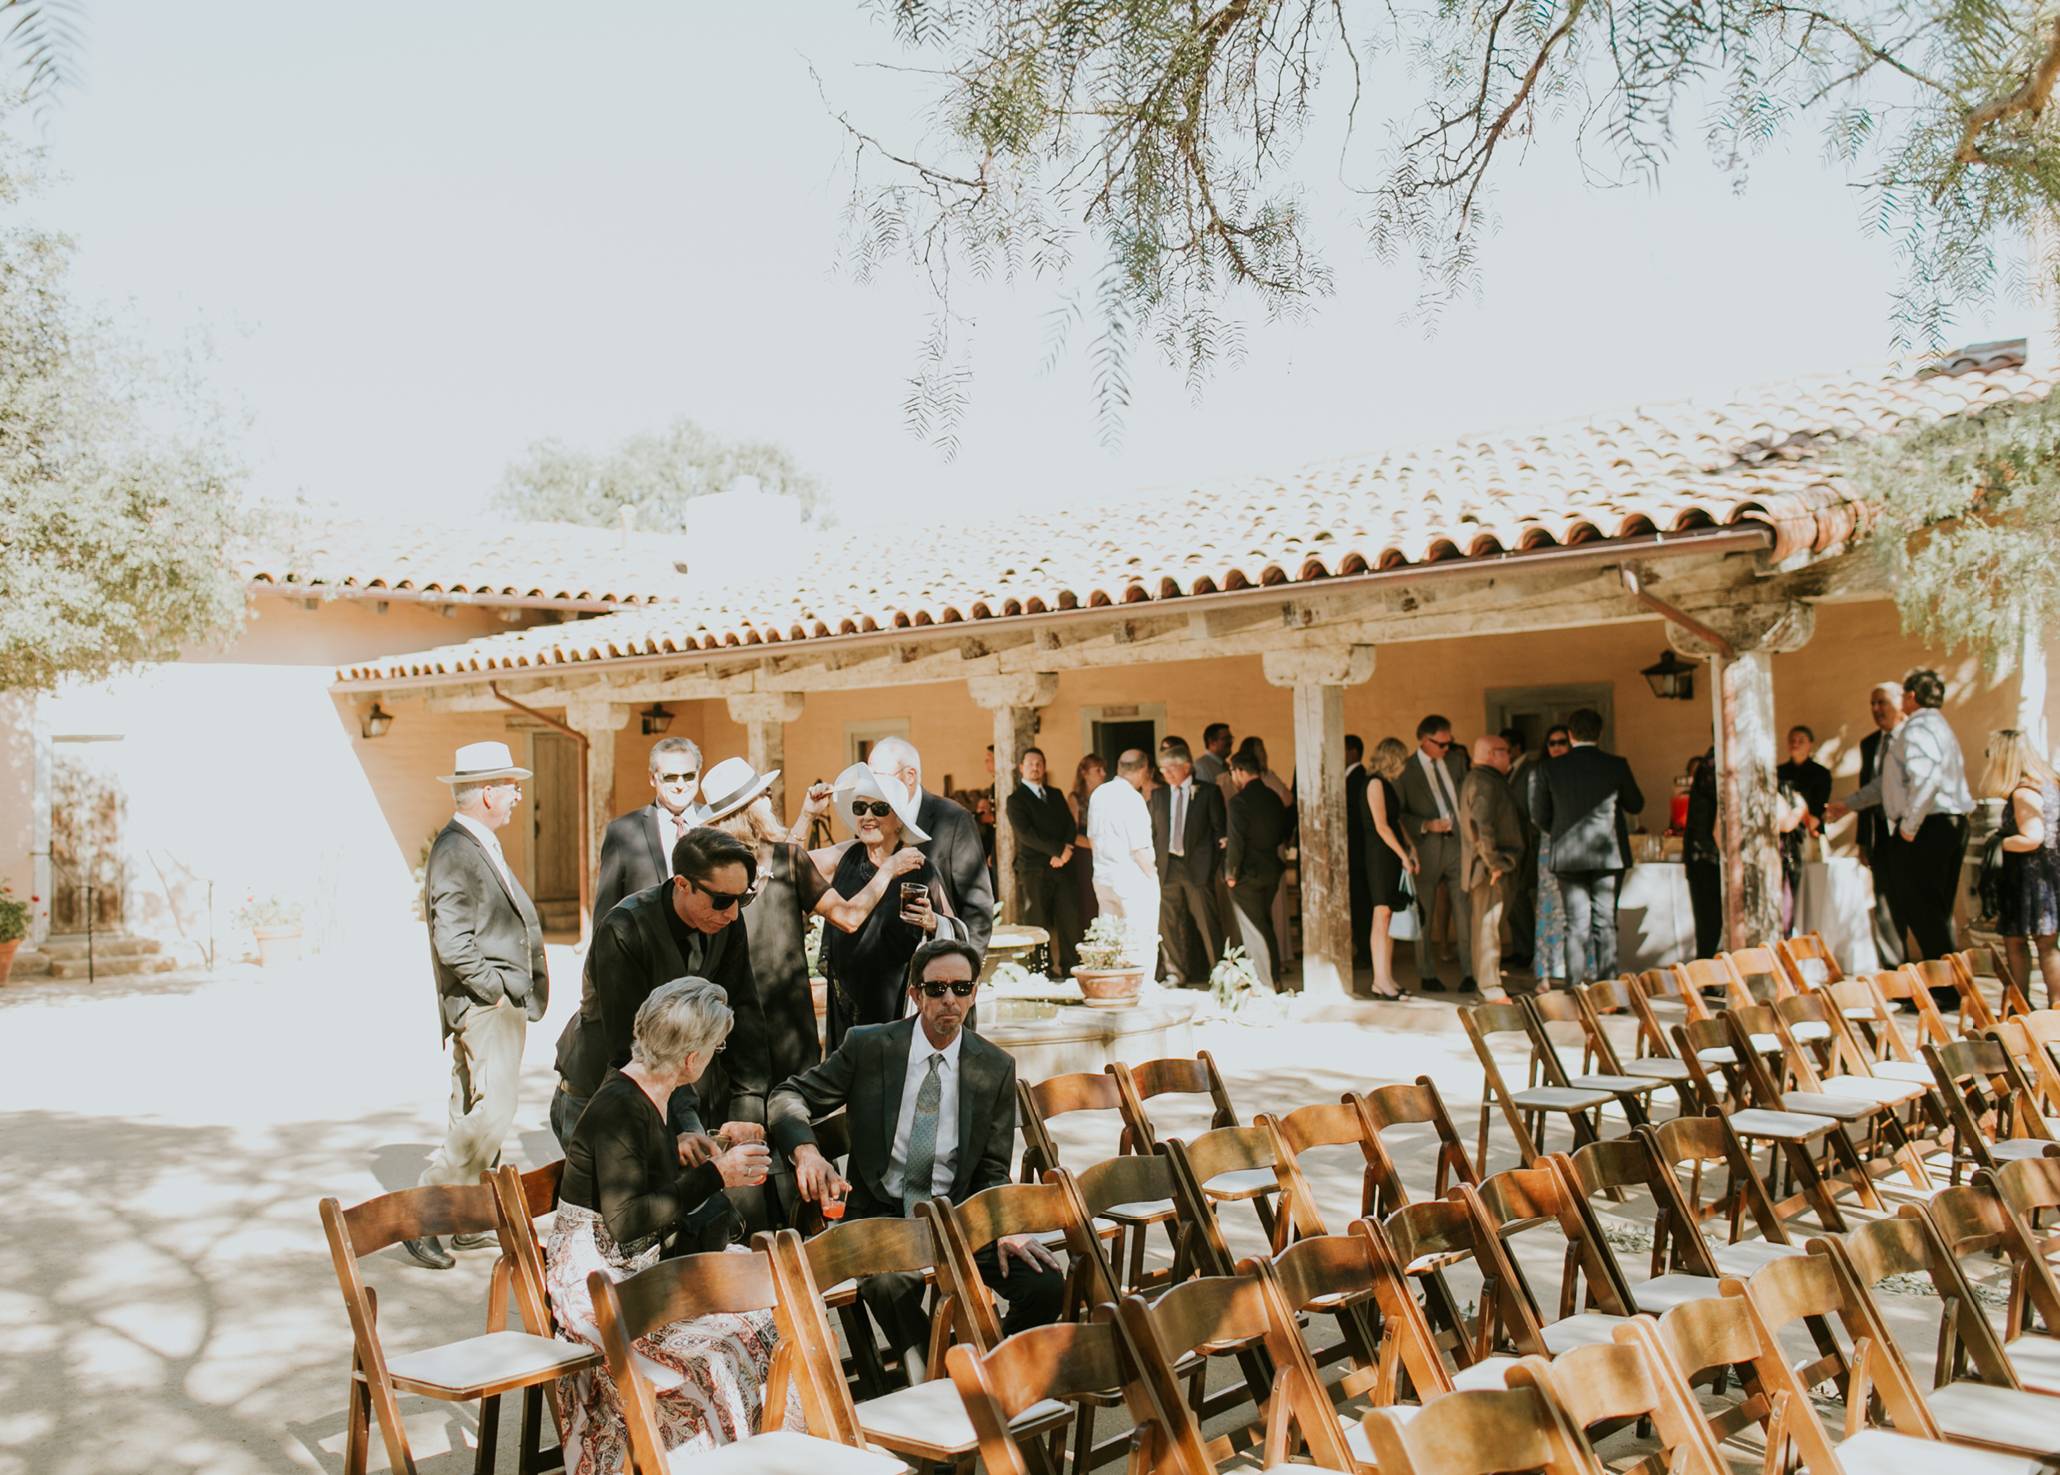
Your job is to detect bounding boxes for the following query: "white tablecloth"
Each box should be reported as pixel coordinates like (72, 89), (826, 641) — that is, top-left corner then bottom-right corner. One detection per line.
(1617, 863), (1695, 973)
(1795, 858), (1882, 973)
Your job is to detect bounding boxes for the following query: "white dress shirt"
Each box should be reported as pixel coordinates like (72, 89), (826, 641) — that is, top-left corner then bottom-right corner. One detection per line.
(1168, 778), (1194, 856)
(453, 812), (515, 892)
(1842, 707), (1972, 838)
(1088, 780), (1156, 887)
(652, 804), (696, 875)
(1417, 749), (1460, 823)
(884, 1025), (963, 1202)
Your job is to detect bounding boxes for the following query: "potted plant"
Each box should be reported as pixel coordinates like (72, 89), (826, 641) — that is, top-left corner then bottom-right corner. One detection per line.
(236, 896), (306, 967)
(1209, 946), (1266, 1016)
(0, 878), (31, 985)
(1070, 916), (1146, 1008)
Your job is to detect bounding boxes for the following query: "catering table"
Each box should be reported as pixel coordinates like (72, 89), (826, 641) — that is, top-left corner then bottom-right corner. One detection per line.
(1795, 858), (1882, 973)
(1616, 862), (1696, 973)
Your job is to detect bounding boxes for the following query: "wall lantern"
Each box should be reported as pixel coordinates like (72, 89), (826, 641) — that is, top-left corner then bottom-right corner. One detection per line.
(1641, 650), (1697, 701)
(360, 702), (396, 739)
(640, 703), (674, 736)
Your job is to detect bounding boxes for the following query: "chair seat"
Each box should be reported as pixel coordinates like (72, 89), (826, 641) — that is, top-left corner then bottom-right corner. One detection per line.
(1725, 1108), (1837, 1141)
(1872, 1060), (1935, 1084)
(1451, 1356), (1521, 1391)
(1988, 1138), (2060, 1162)
(1791, 1021), (1834, 1043)
(1101, 1197), (1177, 1224)
(1833, 1428), (2041, 1475)
(2000, 1331), (2060, 1394)
(1621, 1057), (1692, 1081)
(1567, 1074), (1661, 1095)
(1509, 1086), (1617, 1111)
(381, 1330), (598, 1400)
(1927, 1381), (2060, 1458)
(1204, 1168), (1280, 1200)
(666, 1430), (910, 1474)
(1710, 1240), (1806, 1276)
(1541, 1312), (1628, 1354)
(1842, 1006), (1881, 1020)
(1778, 1090), (1885, 1122)
(1628, 1274), (1719, 1315)
(1342, 1405), (1426, 1467)
(1698, 1034), (1783, 1065)
(856, 1377), (1070, 1460)
(1818, 1074), (1927, 1106)
(1036, 1217), (1121, 1252)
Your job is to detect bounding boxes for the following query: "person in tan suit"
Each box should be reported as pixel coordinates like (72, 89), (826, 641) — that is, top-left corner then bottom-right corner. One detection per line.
(1459, 734), (1526, 1000)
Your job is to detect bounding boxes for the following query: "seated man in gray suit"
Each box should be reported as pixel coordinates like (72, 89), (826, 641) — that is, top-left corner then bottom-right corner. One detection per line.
(771, 938), (1063, 1379)
(1529, 707), (1643, 985)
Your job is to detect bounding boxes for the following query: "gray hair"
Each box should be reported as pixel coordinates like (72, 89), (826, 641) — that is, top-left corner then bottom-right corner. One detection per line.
(867, 735), (921, 776)
(630, 978), (732, 1074)
(1117, 750), (1149, 776)
(649, 737), (703, 773)
(451, 781), (488, 808)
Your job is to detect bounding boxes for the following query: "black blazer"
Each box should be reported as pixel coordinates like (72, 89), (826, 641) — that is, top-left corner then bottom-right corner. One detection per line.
(595, 804), (679, 924)
(1857, 731), (1890, 852)
(1345, 763), (1371, 866)
(1004, 782), (1076, 876)
(916, 789), (995, 953)
(767, 1017), (1016, 1217)
(425, 819), (548, 1039)
(1149, 779), (1227, 885)
(1530, 745), (1645, 874)
(1225, 782), (1292, 885)
(552, 883), (757, 1129)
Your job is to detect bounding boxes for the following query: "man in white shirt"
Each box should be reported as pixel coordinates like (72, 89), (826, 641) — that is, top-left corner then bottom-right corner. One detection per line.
(1831, 667), (1973, 973)
(1087, 749), (1163, 975)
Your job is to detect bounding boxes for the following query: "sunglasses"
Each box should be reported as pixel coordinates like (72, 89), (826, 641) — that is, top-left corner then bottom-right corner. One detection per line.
(657, 771), (698, 785)
(1546, 739), (1570, 749)
(690, 878), (757, 911)
(851, 800), (897, 819)
(1425, 737), (1452, 749)
(918, 981), (977, 999)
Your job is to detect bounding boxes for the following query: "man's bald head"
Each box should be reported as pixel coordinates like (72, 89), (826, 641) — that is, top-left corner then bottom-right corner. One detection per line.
(1116, 749), (1150, 790)
(1473, 735), (1511, 773)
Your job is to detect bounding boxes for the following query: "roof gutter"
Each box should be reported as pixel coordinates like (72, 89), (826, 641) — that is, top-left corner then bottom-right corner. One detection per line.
(331, 522), (1774, 693)
(250, 581), (638, 614)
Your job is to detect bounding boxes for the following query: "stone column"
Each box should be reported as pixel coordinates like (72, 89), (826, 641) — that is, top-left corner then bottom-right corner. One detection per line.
(564, 698), (630, 921)
(1667, 602), (1814, 950)
(969, 672), (1059, 925)
(1263, 645), (1377, 997)
(727, 691), (806, 821)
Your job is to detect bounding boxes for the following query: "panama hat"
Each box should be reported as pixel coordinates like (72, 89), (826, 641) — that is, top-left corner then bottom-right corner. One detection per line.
(437, 741), (532, 784)
(832, 760), (928, 843)
(699, 757), (781, 824)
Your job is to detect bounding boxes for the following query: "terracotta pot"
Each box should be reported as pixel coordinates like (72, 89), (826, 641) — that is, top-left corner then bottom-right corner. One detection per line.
(1070, 964), (1145, 1009)
(0, 937), (19, 985)
(252, 924), (302, 967)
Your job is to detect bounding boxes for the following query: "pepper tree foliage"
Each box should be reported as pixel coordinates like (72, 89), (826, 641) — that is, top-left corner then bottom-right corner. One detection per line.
(493, 417), (831, 531)
(836, 0), (2060, 450)
(0, 129), (247, 692)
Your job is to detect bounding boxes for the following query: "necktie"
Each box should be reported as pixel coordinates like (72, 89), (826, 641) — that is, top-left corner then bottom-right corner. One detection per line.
(902, 1054), (944, 1216)
(1171, 783), (1188, 857)
(1431, 758), (1459, 821)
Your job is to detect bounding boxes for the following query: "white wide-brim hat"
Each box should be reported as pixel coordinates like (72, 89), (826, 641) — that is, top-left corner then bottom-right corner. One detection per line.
(833, 761), (928, 843)
(699, 756), (781, 824)
(437, 741), (532, 784)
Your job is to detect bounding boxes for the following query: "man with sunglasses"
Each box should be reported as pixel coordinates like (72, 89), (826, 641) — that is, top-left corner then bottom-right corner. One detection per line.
(1397, 714), (1476, 992)
(594, 737), (705, 923)
(555, 827), (784, 1239)
(770, 937), (1065, 1379)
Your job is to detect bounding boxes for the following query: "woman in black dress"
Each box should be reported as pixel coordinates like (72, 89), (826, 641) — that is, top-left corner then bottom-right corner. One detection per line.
(1068, 754), (1106, 929)
(1985, 729), (2060, 1002)
(1362, 737), (1418, 998)
(818, 760), (963, 1050)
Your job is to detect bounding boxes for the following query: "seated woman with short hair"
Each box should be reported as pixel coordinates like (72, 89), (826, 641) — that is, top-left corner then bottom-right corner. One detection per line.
(546, 977), (790, 1475)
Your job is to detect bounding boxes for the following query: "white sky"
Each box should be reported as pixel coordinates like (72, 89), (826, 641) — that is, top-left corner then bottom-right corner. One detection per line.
(28, 1), (2025, 532)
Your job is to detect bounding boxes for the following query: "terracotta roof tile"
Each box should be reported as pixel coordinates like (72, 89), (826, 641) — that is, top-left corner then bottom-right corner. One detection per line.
(336, 355), (2054, 682)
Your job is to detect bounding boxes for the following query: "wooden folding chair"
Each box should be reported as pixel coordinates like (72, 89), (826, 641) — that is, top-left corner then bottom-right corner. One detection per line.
(1925, 1180), (2060, 1373)
(1924, 1037), (2060, 1182)
(1672, 956), (1752, 1014)
(1720, 945), (1800, 1009)
(1649, 1283), (1846, 1475)
(1989, 1153), (2060, 1269)
(1646, 1113), (1802, 1278)
(1105, 1274), (1279, 1469)
(1262, 1100), (1387, 1239)
(586, 1248), (902, 1475)
(764, 1208), (952, 1401)
(483, 1163), (579, 1470)
(1826, 973), (1937, 1085)
(1521, 989), (1668, 1130)
(1174, 1123), (1285, 1247)
(1234, 1247), (1378, 1473)
(1017, 1070), (1129, 1180)
(1515, 1331), (1727, 1475)
(1381, 1186), (1550, 1377)
(1907, 957), (1983, 1031)
(1072, 1152), (1183, 1296)
(1762, 995), (1935, 1192)
(1356, 1382), (1601, 1475)
(1775, 932), (1846, 991)
(1470, 1160), (1638, 1356)
(1958, 947), (2036, 1020)
(1989, 1016), (2060, 1121)
(1244, 1230), (1399, 1415)
(1352, 1078), (1480, 1217)
(1108, 1053), (1238, 1154)
(1571, 978), (1695, 1109)
(1555, 1134), (1734, 1318)
(941, 1318), (1167, 1475)
(486, 1160), (563, 1334)
(1460, 1000), (1616, 1169)
(320, 1185), (597, 1475)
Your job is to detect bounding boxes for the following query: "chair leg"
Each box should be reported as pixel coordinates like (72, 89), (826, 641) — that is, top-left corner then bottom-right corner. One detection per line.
(344, 1369), (371, 1475)
(1777, 1137), (1848, 1232)
(474, 1393), (501, 1475)
(837, 1302), (891, 1400)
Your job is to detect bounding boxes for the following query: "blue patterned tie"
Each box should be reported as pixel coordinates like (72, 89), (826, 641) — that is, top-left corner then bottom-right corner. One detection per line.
(901, 1054), (944, 1216)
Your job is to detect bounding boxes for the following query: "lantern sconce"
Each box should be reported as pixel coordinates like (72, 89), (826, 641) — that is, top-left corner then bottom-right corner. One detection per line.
(640, 703), (674, 736)
(360, 702), (396, 739)
(1641, 650), (1697, 701)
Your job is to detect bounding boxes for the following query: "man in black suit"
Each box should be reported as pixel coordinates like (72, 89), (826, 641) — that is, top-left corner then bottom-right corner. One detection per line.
(772, 938), (1063, 1373)
(554, 827), (780, 1236)
(1529, 707), (1644, 985)
(869, 736), (996, 952)
(1397, 714), (1475, 991)
(1003, 746), (1083, 974)
(1855, 681), (1906, 966)
(1149, 734), (1229, 988)
(1225, 750), (1293, 985)
(593, 736), (704, 923)
(414, 742), (551, 1268)
(1344, 735), (1373, 967)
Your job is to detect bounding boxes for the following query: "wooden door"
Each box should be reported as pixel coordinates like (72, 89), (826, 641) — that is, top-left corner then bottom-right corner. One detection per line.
(50, 754), (124, 931)
(530, 732), (580, 906)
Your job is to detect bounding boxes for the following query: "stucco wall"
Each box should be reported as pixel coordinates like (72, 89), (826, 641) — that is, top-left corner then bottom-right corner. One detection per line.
(188, 594), (563, 667)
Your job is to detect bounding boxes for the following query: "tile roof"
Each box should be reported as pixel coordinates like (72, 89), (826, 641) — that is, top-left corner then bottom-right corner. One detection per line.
(235, 516), (694, 607)
(337, 353), (2055, 682)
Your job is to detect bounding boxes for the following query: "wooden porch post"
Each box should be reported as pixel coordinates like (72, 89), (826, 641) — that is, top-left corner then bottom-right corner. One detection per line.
(969, 673), (1058, 926)
(727, 692), (806, 821)
(564, 698), (630, 935)
(1263, 645), (1376, 997)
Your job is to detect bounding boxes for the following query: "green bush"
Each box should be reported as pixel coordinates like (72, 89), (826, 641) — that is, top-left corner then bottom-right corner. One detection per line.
(0, 878), (29, 944)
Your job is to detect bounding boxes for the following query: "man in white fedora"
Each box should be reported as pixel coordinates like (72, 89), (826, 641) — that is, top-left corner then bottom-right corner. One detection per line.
(411, 741), (549, 1269)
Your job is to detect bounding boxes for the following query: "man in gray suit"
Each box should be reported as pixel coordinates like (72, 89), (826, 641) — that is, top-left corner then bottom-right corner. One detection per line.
(413, 742), (550, 1268)
(1397, 714), (1474, 992)
(1530, 708), (1644, 985)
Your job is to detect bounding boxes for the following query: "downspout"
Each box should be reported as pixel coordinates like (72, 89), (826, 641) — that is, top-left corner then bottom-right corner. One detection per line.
(1620, 566), (1747, 950)
(490, 682), (593, 946)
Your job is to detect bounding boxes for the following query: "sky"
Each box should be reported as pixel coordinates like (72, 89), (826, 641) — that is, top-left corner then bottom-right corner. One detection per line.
(25, 1), (2028, 532)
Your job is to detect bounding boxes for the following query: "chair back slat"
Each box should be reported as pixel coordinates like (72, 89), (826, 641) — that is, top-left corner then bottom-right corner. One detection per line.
(1822, 1211), (2020, 1396)
(1019, 1070), (1126, 1178)
(1525, 1335), (1727, 1475)
(1358, 1384), (1596, 1475)
(1353, 1079), (1480, 1209)
(340, 1182), (498, 1256)
(944, 1320), (1159, 1475)
(607, 1247), (778, 1342)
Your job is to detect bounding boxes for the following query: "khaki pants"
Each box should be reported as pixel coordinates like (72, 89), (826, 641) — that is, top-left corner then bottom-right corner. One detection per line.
(1468, 877), (1506, 998)
(420, 997), (527, 1188)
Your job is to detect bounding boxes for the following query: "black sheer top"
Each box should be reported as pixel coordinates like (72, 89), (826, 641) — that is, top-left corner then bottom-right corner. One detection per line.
(820, 846), (954, 1052)
(559, 1069), (725, 1250)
